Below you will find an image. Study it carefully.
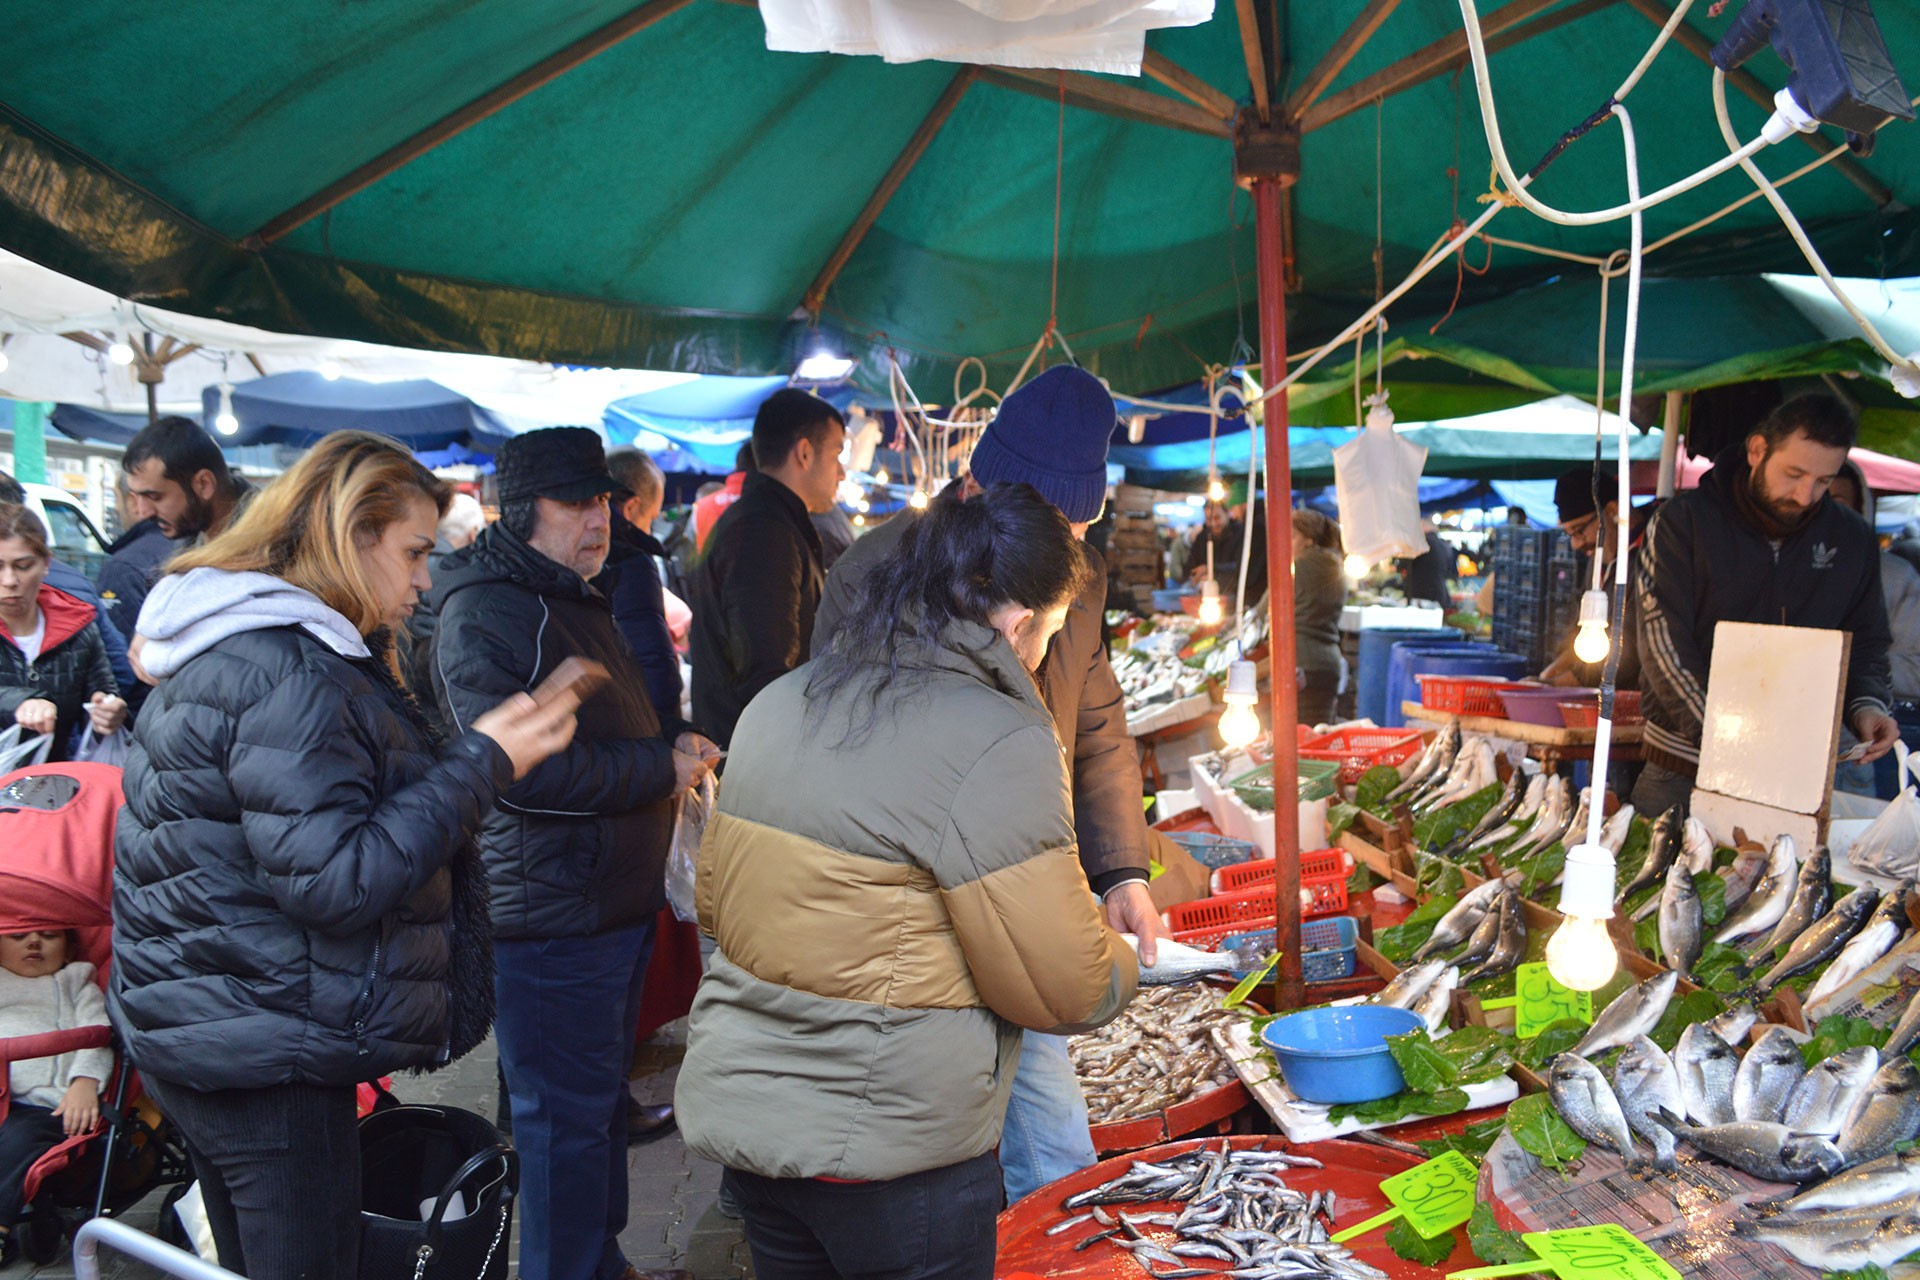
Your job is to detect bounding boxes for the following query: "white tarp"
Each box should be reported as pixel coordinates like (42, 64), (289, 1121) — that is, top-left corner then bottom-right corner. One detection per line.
(760, 0), (1211, 74)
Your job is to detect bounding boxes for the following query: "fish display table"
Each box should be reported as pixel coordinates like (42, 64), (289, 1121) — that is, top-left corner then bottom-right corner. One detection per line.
(1400, 702), (1644, 771)
(998, 1136), (1451, 1280)
(1478, 1130), (1828, 1280)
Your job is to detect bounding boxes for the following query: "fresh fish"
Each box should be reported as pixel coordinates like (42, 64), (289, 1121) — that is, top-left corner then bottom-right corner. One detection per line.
(1733, 1026), (1808, 1124)
(1616, 806), (1682, 908)
(1675, 1023), (1741, 1125)
(1125, 936), (1256, 985)
(1411, 876), (1510, 961)
(1466, 774), (1547, 855)
(1449, 892), (1510, 970)
(1770, 1147), (1920, 1213)
(1570, 970), (1678, 1059)
(1659, 1113), (1845, 1183)
(1884, 990), (1920, 1058)
(1782, 1045), (1879, 1136)
(1386, 720), (1458, 803)
(1599, 803), (1636, 857)
(1421, 737), (1498, 814)
(1681, 816), (1715, 876)
(1547, 1054), (1640, 1164)
(1372, 959), (1449, 1010)
(1439, 757), (1526, 858)
(1733, 1210), (1920, 1272)
(1408, 735), (1484, 813)
(1409, 965), (1459, 1034)
(1839, 1058), (1920, 1166)
(1757, 845), (1834, 959)
(1706, 1002), (1760, 1047)
(1756, 885), (1878, 996)
(1505, 777), (1574, 866)
(1718, 844), (1768, 916)
(1658, 855), (1703, 981)
(1460, 894), (1528, 987)
(1612, 1036), (1683, 1170)
(1807, 884), (1912, 1012)
(1715, 835), (1799, 946)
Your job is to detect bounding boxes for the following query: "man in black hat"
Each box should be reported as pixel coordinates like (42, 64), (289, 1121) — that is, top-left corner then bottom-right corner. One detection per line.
(427, 427), (717, 1280)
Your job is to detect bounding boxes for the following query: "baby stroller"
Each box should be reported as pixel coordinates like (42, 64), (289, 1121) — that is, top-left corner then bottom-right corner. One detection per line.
(0, 762), (193, 1262)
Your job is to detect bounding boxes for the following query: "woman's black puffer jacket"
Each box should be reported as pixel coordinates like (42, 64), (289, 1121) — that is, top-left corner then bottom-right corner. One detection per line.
(110, 623), (513, 1091)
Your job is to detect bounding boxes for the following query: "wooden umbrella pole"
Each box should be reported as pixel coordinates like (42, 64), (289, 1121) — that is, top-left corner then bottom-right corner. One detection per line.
(1252, 171), (1303, 1013)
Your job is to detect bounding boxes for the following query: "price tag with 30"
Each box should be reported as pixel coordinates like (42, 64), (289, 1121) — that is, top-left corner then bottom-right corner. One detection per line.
(1478, 962), (1593, 1039)
(1329, 1151), (1477, 1242)
(1447, 1223), (1681, 1280)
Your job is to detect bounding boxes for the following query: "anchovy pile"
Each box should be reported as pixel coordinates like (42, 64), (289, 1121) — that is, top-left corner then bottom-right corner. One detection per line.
(1071, 986), (1240, 1124)
(1052, 1143), (1388, 1280)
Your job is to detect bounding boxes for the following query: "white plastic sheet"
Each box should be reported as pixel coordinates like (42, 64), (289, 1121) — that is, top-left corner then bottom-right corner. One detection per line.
(760, 0), (1211, 73)
(1331, 402), (1428, 565)
(1847, 739), (1920, 882)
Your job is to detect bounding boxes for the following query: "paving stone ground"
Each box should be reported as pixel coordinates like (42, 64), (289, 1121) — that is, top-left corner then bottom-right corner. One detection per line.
(1, 1019), (750, 1280)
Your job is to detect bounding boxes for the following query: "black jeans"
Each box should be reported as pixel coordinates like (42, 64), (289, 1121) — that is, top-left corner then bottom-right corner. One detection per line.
(0, 1103), (65, 1229)
(143, 1075), (361, 1280)
(724, 1151), (1003, 1280)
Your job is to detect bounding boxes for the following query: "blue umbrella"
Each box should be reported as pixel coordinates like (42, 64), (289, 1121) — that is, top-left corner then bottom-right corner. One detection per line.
(200, 371), (515, 450)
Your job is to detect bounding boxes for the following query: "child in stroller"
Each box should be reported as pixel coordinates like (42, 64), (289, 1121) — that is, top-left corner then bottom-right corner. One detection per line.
(0, 928), (110, 1265)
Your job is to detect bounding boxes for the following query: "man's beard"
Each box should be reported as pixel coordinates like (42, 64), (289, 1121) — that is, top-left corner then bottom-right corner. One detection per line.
(1749, 459), (1816, 530)
(173, 492), (216, 538)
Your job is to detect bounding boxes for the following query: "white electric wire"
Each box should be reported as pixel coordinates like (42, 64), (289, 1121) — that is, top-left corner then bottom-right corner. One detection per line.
(1582, 104), (1645, 854)
(1711, 71), (1920, 380)
(1613, 0), (1696, 103)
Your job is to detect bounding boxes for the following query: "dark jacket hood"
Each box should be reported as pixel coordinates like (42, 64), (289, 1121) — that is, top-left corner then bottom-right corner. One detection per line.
(430, 521), (596, 607)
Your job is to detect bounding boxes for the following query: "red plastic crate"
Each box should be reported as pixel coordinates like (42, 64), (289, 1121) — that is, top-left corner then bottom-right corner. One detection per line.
(1211, 852), (1349, 918)
(1298, 727), (1424, 784)
(1165, 874), (1348, 934)
(1417, 675), (1533, 715)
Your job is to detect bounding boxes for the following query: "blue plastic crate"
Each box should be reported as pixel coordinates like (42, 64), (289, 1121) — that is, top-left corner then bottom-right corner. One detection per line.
(1219, 916), (1357, 983)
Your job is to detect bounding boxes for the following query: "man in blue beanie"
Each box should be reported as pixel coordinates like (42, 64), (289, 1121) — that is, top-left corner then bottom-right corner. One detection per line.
(813, 363), (1169, 1203)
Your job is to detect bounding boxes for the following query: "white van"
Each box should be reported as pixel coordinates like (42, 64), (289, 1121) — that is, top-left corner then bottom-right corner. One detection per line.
(19, 481), (111, 580)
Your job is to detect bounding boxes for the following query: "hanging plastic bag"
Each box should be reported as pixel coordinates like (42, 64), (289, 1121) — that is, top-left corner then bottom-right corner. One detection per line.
(0, 724), (53, 773)
(1847, 739), (1920, 882)
(666, 771), (717, 925)
(71, 725), (129, 768)
(1332, 399), (1428, 566)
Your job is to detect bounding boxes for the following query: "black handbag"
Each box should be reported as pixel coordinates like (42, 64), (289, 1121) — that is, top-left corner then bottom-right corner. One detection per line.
(359, 1099), (517, 1280)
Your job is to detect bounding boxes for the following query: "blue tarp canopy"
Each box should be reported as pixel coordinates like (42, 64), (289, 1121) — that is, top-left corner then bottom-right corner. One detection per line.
(605, 375), (890, 472)
(199, 371), (515, 450)
(49, 403), (148, 446)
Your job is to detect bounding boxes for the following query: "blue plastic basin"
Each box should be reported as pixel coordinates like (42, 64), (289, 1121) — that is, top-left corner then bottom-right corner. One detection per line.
(1260, 1005), (1424, 1104)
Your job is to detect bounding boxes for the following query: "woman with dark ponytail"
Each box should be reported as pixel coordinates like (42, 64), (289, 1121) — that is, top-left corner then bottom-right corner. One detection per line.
(675, 482), (1139, 1279)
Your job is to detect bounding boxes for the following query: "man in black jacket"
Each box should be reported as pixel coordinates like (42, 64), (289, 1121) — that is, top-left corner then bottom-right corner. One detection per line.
(97, 476), (182, 640)
(688, 389), (845, 747)
(429, 428), (717, 1280)
(595, 448), (683, 726)
(1632, 393), (1897, 818)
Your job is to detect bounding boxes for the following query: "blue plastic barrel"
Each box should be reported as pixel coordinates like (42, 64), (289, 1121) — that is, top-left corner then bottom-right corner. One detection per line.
(1383, 644), (1529, 728)
(1355, 627), (1458, 726)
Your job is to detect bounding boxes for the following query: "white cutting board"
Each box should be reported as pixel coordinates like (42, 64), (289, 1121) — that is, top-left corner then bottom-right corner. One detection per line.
(1695, 622), (1847, 817)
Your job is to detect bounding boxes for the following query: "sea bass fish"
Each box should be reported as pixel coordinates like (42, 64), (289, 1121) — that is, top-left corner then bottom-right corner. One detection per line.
(1706, 1002), (1760, 1047)
(1734, 1210), (1920, 1272)
(1412, 877), (1511, 961)
(1733, 1026), (1807, 1125)
(1839, 1058), (1920, 1166)
(1675, 1023), (1741, 1126)
(1781, 1045), (1879, 1136)
(1658, 855), (1703, 981)
(1410, 965), (1460, 1034)
(1617, 806), (1683, 908)
(1372, 959), (1449, 1010)
(1757, 845), (1834, 959)
(1715, 835), (1800, 946)
(1771, 1147), (1920, 1214)
(1807, 885), (1912, 1013)
(1570, 970), (1678, 1060)
(1385, 720), (1458, 803)
(1461, 894), (1528, 987)
(1548, 1054), (1639, 1164)
(1613, 1036), (1684, 1170)
(1661, 1114), (1845, 1183)
(1756, 885), (1878, 996)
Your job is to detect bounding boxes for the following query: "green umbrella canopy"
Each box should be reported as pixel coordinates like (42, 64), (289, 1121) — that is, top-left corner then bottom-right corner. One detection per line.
(1, 0), (1916, 396)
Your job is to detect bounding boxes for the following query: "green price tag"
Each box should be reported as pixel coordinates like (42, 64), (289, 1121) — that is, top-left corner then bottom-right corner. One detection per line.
(1223, 952), (1281, 1009)
(1329, 1151), (1477, 1242)
(1483, 963), (1592, 1038)
(1448, 1224), (1681, 1280)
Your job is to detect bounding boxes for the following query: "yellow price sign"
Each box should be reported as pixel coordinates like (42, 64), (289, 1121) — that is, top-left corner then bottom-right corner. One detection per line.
(1330, 1151), (1478, 1242)
(1481, 963), (1593, 1039)
(1448, 1224), (1680, 1280)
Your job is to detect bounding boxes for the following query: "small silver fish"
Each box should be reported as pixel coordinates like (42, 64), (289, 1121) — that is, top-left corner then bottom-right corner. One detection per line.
(1808, 885), (1912, 1013)
(1411, 877), (1509, 961)
(1372, 959), (1448, 1011)
(1460, 894), (1528, 987)
(1705, 1002), (1759, 1047)
(1757, 846), (1834, 959)
(1756, 885), (1878, 996)
(1680, 816), (1715, 876)
(1617, 806), (1682, 908)
(1409, 966), (1459, 1035)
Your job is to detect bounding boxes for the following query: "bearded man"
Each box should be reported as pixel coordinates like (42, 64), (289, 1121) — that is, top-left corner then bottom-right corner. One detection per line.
(1632, 392), (1896, 817)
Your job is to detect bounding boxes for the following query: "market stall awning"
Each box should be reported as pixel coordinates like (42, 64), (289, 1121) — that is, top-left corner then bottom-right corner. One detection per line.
(1, 3), (1915, 398)
(200, 371), (517, 450)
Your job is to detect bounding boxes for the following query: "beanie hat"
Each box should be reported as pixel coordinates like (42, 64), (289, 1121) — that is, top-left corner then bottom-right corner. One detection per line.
(968, 365), (1114, 523)
(1553, 466), (1599, 524)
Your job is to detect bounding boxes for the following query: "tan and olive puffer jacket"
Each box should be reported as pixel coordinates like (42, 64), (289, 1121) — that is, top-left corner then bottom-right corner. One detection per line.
(675, 618), (1138, 1182)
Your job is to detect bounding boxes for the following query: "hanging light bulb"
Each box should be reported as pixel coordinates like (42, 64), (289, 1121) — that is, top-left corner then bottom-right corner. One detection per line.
(853, 513), (866, 528)
(214, 382), (239, 435)
(1572, 588), (1612, 665)
(1196, 578), (1224, 626)
(1343, 552), (1371, 580)
(909, 490), (930, 511)
(874, 467), (889, 486)
(1545, 841), (1619, 991)
(107, 336), (136, 366)
(319, 359), (343, 381)
(1217, 660), (1261, 750)
(1206, 474), (1227, 504)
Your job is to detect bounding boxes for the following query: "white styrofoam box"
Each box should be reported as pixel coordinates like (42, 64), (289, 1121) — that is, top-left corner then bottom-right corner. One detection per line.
(1153, 787), (1200, 818)
(1338, 604), (1448, 634)
(1186, 754), (1326, 859)
(1689, 788), (1823, 863)
(1696, 621), (1846, 816)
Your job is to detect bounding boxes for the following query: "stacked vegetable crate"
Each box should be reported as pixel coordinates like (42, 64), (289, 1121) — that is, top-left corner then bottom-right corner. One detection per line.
(1108, 483), (1165, 613)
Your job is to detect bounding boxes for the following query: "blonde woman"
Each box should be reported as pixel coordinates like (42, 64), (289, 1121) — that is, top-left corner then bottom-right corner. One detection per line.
(110, 432), (579, 1280)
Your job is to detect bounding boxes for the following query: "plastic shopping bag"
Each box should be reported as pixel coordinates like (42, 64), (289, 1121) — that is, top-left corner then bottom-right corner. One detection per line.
(71, 725), (129, 768)
(1848, 740), (1920, 881)
(0, 724), (53, 773)
(666, 771), (717, 924)
(1332, 400), (1428, 564)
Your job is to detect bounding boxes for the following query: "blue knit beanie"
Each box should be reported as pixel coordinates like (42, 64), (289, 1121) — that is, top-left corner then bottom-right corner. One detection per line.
(967, 365), (1115, 523)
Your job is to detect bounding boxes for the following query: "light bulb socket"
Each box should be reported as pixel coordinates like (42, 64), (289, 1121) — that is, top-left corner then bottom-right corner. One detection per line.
(1223, 660), (1258, 702)
(1558, 842), (1616, 920)
(1577, 589), (1609, 628)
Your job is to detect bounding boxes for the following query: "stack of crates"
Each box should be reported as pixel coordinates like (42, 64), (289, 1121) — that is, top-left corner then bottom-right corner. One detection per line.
(1541, 531), (1588, 668)
(1491, 526), (1587, 670)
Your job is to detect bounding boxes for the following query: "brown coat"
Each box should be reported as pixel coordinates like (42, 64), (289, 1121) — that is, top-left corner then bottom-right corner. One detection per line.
(812, 509), (1152, 892)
